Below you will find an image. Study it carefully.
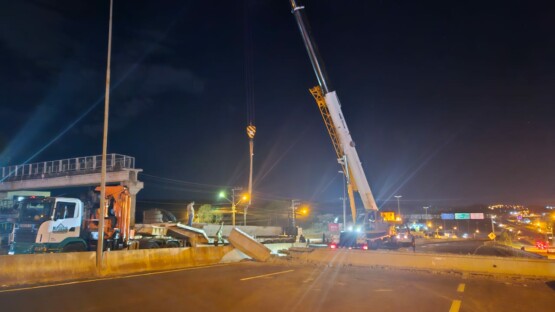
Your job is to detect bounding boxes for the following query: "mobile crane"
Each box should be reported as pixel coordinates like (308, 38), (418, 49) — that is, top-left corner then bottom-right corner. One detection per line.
(289, 0), (395, 249)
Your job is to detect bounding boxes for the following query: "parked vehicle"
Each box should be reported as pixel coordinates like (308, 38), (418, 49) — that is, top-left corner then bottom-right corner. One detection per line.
(8, 186), (184, 254)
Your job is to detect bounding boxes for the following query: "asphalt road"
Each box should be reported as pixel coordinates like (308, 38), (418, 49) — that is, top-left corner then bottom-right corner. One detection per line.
(1, 261), (554, 312)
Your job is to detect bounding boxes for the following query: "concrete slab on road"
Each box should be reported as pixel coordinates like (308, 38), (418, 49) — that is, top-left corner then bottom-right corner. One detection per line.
(228, 227), (271, 262)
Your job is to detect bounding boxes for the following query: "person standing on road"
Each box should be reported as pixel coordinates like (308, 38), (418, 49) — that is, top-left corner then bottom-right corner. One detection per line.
(215, 221), (224, 246)
(186, 201), (195, 226)
(411, 234), (416, 252)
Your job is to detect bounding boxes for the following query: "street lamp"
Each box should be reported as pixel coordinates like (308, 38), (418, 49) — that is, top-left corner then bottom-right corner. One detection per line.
(339, 170), (347, 229)
(423, 206), (430, 220)
(394, 195), (402, 219)
(218, 188), (246, 226)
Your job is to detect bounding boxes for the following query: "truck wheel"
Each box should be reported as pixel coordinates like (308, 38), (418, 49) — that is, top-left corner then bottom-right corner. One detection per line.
(62, 243), (87, 252)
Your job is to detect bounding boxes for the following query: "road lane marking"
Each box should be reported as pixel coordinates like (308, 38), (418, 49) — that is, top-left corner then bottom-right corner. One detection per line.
(449, 300), (462, 312)
(0, 263), (232, 293)
(240, 269), (294, 281)
(457, 283), (465, 292)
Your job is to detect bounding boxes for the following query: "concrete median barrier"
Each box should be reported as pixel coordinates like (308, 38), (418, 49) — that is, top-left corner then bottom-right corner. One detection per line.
(289, 248), (555, 278)
(101, 245), (233, 276)
(0, 245), (234, 288)
(0, 252), (96, 287)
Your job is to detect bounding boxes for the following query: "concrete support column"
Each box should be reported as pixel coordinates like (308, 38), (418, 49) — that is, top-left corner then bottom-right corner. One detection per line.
(125, 183), (143, 227)
(122, 169), (143, 227)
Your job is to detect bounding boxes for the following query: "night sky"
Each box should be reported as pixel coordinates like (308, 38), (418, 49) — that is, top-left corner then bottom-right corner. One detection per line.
(1, 0), (554, 213)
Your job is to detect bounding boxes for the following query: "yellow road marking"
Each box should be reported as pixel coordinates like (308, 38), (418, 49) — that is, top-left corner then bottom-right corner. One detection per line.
(457, 283), (465, 292)
(240, 269), (294, 281)
(449, 300), (462, 312)
(0, 263), (231, 293)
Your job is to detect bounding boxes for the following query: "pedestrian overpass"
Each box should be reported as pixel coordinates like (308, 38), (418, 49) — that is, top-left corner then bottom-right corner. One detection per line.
(0, 154), (143, 225)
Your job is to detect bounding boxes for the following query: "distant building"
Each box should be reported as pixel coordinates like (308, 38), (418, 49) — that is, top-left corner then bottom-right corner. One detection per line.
(487, 204), (529, 215)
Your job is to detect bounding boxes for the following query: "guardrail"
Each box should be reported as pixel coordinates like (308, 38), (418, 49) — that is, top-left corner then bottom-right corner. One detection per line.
(0, 154), (135, 182)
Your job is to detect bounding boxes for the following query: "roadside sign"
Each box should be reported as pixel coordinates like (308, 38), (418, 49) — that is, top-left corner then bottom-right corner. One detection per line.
(380, 212), (396, 222)
(488, 232), (496, 240)
(470, 213), (484, 220)
(455, 213), (471, 220)
(328, 223), (339, 233)
(441, 213), (455, 220)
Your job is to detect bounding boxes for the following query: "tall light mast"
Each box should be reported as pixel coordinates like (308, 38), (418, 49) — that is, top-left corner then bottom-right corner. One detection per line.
(245, 124), (255, 225)
(244, 0), (256, 226)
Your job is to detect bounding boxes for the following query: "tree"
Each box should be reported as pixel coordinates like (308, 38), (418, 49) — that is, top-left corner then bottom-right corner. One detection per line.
(196, 204), (222, 224)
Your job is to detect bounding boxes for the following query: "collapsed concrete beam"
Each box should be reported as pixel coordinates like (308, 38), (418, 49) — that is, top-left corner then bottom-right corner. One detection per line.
(228, 227), (271, 262)
(168, 223), (211, 247)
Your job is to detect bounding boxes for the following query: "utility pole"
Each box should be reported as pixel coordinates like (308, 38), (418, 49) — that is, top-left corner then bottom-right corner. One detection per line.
(394, 195), (402, 219)
(291, 199), (300, 228)
(423, 206), (429, 221)
(232, 187), (242, 227)
(97, 0), (113, 272)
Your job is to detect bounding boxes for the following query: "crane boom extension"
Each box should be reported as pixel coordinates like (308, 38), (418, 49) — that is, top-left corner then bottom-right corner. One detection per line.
(290, 1), (379, 220)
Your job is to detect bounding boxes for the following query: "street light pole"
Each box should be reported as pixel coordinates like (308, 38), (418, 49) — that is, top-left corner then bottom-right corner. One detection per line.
(491, 215), (496, 242)
(97, 0), (113, 272)
(219, 188), (243, 227)
(394, 195), (402, 218)
(423, 206), (429, 221)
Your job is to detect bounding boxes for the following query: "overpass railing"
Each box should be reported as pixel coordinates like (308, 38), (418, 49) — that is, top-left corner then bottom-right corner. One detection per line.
(0, 154), (135, 182)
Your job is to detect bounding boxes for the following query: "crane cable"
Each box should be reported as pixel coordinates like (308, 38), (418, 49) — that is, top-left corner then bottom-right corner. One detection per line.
(244, 0), (255, 128)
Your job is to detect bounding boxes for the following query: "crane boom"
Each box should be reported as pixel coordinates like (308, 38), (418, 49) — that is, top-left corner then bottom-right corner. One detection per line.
(290, 1), (378, 218)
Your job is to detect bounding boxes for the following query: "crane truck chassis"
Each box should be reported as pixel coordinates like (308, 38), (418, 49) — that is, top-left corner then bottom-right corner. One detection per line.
(6, 186), (184, 255)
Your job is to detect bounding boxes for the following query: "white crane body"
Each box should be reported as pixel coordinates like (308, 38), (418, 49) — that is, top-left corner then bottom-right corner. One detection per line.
(324, 91), (378, 212)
